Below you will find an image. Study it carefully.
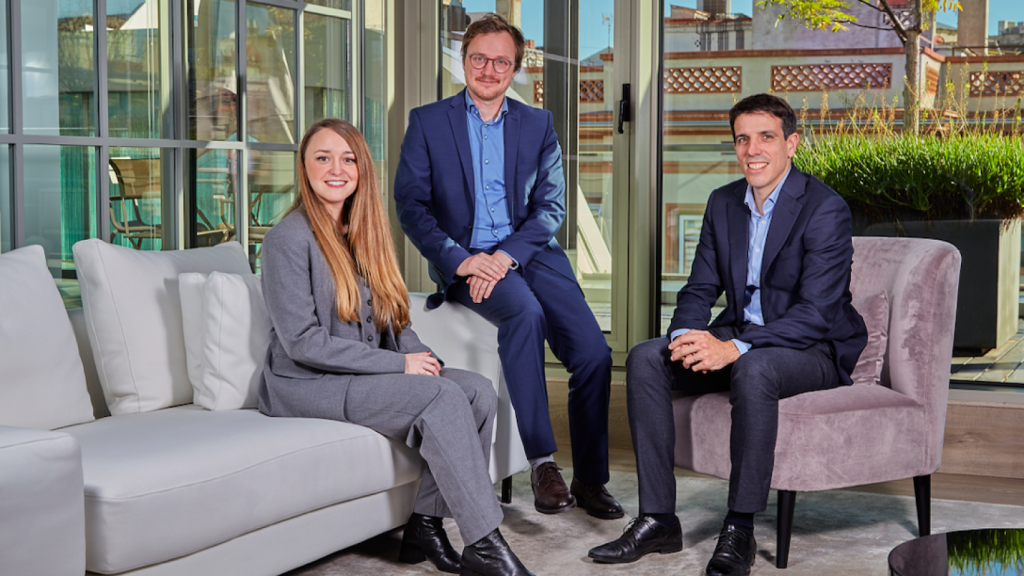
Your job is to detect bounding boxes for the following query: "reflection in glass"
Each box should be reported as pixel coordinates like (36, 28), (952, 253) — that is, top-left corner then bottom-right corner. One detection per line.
(304, 14), (349, 130)
(24, 145), (97, 307)
(190, 147), (236, 247)
(246, 4), (295, 143)
(248, 151), (294, 270)
(365, 0), (386, 189)
(305, 0), (350, 11)
(108, 0), (164, 139)
(109, 147), (166, 250)
(0, 0), (9, 133)
(23, 0), (96, 136)
(188, 0), (237, 141)
(0, 147), (9, 253)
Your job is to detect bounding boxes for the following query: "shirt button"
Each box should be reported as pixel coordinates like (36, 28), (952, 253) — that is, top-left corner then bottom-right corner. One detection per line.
(484, 135), (488, 140)
(368, 335), (374, 342)
(366, 316), (373, 323)
(490, 207), (494, 212)
(486, 185), (490, 190)
(367, 299), (372, 305)
(755, 248), (760, 252)
(485, 159), (489, 164)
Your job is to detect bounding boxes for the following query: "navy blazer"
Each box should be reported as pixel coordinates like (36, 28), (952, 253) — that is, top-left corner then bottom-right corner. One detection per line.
(668, 168), (867, 385)
(394, 89), (576, 299)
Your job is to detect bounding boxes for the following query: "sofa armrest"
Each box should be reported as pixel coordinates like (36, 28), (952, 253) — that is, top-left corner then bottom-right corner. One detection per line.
(408, 294), (529, 483)
(0, 426), (85, 576)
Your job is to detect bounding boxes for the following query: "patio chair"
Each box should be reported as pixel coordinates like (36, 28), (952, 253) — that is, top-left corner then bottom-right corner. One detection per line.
(672, 236), (962, 568)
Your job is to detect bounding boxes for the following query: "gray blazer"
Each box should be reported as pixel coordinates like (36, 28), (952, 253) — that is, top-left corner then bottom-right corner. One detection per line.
(257, 209), (433, 418)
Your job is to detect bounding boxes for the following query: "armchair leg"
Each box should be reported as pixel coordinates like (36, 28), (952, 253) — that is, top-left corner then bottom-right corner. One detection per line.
(913, 475), (931, 537)
(776, 490), (796, 569)
(500, 476), (513, 504)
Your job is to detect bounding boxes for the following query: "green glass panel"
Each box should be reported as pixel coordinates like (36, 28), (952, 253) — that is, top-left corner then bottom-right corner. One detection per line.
(188, 0), (238, 141)
(108, 1), (165, 139)
(365, 0), (386, 183)
(305, 0), (350, 11)
(246, 4), (295, 144)
(23, 0), (97, 137)
(190, 147), (236, 248)
(24, 145), (97, 308)
(248, 150), (295, 271)
(109, 147), (168, 251)
(304, 13), (349, 130)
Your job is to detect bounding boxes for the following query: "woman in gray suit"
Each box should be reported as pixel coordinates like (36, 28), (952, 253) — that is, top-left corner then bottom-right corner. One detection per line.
(258, 119), (533, 576)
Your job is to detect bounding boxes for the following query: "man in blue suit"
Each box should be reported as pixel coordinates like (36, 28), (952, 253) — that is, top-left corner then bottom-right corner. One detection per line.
(589, 94), (867, 576)
(394, 13), (622, 520)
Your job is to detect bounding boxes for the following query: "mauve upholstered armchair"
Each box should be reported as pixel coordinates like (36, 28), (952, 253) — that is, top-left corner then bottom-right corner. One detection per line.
(672, 236), (962, 568)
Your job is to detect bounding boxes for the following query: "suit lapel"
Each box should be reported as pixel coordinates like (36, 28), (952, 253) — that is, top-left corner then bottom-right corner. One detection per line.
(503, 102), (521, 225)
(725, 185), (749, 308)
(447, 92), (476, 211)
(761, 168), (807, 274)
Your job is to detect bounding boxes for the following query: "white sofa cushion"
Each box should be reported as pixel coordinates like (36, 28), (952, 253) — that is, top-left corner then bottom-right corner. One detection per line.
(62, 406), (424, 574)
(72, 239), (251, 415)
(0, 426), (85, 576)
(180, 272), (271, 410)
(0, 245), (95, 430)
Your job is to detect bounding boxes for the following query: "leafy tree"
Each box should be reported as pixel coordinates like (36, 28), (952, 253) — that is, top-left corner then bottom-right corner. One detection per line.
(758, 0), (962, 134)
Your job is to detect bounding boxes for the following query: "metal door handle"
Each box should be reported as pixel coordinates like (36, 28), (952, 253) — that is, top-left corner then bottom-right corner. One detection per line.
(618, 83), (631, 134)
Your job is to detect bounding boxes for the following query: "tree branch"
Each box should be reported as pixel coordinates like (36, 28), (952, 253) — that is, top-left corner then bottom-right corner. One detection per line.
(856, 0), (885, 13)
(850, 22), (897, 31)
(877, 0), (909, 44)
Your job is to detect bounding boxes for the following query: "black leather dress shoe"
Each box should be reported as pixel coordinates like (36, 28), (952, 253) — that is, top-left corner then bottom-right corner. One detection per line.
(398, 513), (461, 574)
(531, 462), (576, 514)
(705, 524), (756, 576)
(588, 515), (683, 564)
(461, 528), (535, 576)
(570, 478), (625, 519)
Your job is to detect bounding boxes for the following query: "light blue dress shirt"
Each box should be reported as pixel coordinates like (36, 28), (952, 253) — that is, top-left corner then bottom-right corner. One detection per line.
(466, 91), (514, 252)
(671, 168), (791, 356)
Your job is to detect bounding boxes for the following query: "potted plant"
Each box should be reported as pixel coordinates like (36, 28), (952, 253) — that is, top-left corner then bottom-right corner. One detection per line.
(793, 103), (1024, 351)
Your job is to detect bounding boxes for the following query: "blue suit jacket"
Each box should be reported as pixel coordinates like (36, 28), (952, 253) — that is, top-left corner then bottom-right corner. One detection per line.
(394, 89), (576, 302)
(669, 168), (867, 385)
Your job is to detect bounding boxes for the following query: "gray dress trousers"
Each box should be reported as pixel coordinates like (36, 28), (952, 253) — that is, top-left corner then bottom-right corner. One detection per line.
(257, 210), (502, 545)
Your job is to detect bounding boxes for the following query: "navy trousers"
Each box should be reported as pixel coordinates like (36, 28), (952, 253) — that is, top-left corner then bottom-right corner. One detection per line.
(448, 259), (613, 485)
(627, 327), (841, 514)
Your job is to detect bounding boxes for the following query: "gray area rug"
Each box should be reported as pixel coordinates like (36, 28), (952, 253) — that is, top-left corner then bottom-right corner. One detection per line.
(286, 469), (1024, 575)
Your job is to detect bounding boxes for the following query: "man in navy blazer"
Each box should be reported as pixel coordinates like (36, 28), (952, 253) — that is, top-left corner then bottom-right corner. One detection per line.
(589, 94), (867, 576)
(394, 13), (622, 521)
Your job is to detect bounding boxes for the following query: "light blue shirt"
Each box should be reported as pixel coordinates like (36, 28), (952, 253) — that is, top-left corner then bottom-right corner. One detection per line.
(670, 168), (790, 356)
(466, 91), (514, 252)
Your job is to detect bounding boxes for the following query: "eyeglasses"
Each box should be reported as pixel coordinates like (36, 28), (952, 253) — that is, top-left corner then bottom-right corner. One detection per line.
(467, 54), (513, 74)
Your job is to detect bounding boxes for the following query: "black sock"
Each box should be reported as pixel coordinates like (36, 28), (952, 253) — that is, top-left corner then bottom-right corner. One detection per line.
(646, 513), (678, 527)
(724, 510), (754, 536)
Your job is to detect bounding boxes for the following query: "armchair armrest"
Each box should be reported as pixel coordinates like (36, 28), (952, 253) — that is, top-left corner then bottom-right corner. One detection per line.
(0, 426), (85, 576)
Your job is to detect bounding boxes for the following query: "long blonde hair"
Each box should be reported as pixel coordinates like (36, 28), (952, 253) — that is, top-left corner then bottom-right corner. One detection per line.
(291, 118), (410, 333)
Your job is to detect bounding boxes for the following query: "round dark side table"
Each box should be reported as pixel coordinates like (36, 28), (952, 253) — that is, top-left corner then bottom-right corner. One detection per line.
(889, 528), (1024, 576)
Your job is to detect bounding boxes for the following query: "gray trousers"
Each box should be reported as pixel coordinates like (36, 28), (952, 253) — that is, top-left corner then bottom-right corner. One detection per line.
(627, 330), (840, 515)
(343, 367), (502, 545)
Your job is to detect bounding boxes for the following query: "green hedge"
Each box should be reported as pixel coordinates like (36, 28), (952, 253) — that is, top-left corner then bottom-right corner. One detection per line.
(793, 132), (1024, 221)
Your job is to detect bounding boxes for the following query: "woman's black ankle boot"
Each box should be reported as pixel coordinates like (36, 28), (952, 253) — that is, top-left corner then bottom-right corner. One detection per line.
(460, 528), (534, 576)
(398, 513), (461, 573)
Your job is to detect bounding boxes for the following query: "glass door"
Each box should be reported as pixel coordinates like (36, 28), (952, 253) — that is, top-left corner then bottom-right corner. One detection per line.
(439, 0), (635, 358)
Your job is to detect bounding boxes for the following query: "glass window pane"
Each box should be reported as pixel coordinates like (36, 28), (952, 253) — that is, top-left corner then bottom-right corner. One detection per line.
(0, 0), (9, 133)
(248, 150), (294, 271)
(246, 4), (295, 143)
(0, 146), (9, 253)
(108, 0), (166, 139)
(109, 148), (169, 251)
(304, 14), (349, 130)
(305, 0), (350, 11)
(365, 0), (386, 190)
(188, 0), (238, 141)
(189, 147), (236, 248)
(23, 0), (96, 137)
(24, 145), (97, 308)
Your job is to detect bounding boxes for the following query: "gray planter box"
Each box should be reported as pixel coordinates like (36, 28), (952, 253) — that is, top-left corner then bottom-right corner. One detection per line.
(855, 219), (1020, 351)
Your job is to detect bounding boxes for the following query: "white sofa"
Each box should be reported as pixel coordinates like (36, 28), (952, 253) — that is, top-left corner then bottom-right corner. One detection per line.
(0, 241), (527, 576)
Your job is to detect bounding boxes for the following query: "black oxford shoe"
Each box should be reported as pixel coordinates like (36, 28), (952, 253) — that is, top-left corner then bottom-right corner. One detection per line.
(705, 524), (756, 576)
(588, 515), (683, 564)
(570, 478), (625, 519)
(461, 528), (535, 576)
(398, 513), (461, 573)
